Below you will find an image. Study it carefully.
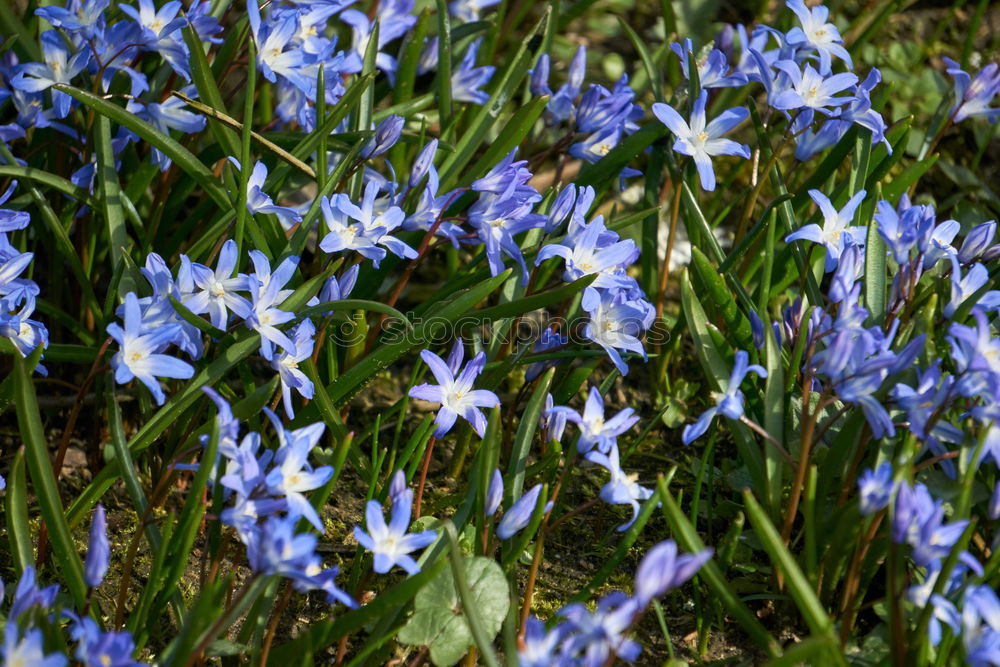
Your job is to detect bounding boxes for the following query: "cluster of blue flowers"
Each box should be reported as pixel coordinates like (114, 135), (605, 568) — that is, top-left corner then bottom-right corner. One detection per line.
(0, 507), (146, 666)
(651, 0), (889, 191)
(0, 181), (47, 369)
(519, 539), (711, 666)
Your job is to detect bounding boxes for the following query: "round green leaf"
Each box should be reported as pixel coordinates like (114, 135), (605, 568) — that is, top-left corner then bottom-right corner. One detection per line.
(398, 556), (509, 667)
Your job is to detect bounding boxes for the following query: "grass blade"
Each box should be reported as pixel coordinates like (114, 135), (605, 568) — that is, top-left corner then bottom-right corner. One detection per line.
(13, 354), (88, 607)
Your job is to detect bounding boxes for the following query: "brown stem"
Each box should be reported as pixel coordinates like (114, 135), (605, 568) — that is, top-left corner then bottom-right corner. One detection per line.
(183, 575), (261, 667)
(259, 583), (294, 667)
(656, 183), (683, 323)
(414, 436), (436, 518)
(780, 350), (823, 549)
(839, 512), (886, 644)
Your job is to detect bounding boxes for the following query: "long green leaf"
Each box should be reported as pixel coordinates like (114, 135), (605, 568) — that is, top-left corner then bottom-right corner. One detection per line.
(54, 84), (232, 210)
(96, 114), (135, 297)
(507, 368), (554, 501)
(657, 478), (782, 657)
(181, 22), (242, 159)
(13, 354), (88, 607)
(742, 490), (837, 640)
(438, 10), (548, 188)
(5, 449), (32, 574)
(0, 165), (98, 206)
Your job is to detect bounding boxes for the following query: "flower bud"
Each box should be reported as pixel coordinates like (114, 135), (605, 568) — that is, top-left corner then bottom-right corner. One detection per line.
(84, 504), (109, 588)
(958, 220), (996, 264)
(362, 115), (404, 159)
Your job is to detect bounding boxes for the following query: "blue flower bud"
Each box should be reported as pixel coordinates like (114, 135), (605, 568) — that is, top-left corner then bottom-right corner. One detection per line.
(749, 310), (764, 350)
(544, 184), (576, 234)
(497, 484), (545, 539)
(529, 53), (551, 96)
(389, 469), (407, 502)
(858, 462), (893, 516)
(362, 115), (404, 159)
(408, 139), (438, 189)
(958, 220), (996, 264)
(485, 469), (503, 516)
(84, 504), (109, 588)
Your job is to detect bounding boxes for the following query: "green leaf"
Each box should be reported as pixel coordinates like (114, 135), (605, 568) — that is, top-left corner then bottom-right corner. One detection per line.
(270, 560), (448, 660)
(5, 449), (32, 574)
(181, 22), (242, 159)
(742, 490), (836, 640)
(0, 165), (98, 207)
(864, 191), (887, 324)
(438, 11), (547, 189)
(293, 270), (512, 419)
(680, 270), (730, 390)
(54, 84), (232, 211)
(656, 479), (782, 658)
(96, 115), (135, 297)
(689, 247), (753, 351)
(507, 368), (554, 501)
(460, 95), (550, 189)
(398, 554), (509, 667)
(763, 322), (786, 519)
(13, 354), (88, 608)
(435, 0), (454, 134)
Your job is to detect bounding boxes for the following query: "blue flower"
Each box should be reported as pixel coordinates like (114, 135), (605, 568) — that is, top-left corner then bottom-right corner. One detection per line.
(558, 593), (642, 665)
(354, 485), (436, 575)
(485, 469), (504, 516)
(452, 39), (495, 105)
(186, 240), (252, 330)
(958, 220), (997, 264)
(785, 188), (867, 271)
(682, 350), (767, 445)
(264, 418), (332, 531)
(536, 215), (637, 289)
(586, 443), (653, 531)
(857, 463), (893, 516)
(70, 616), (144, 667)
(772, 62), (858, 114)
(633, 539), (712, 607)
(449, 0), (501, 22)
(945, 257), (1000, 318)
(270, 320), (316, 418)
(318, 182), (417, 267)
(107, 292), (195, 405)
(1, 626), (66, 667)
(408, 345), (500, 438)
(784, 0), (852, 74)
(943, 57), (1000, 123)
(10, 31), (91, 118)
(670, 38), (748, 89)
(362, 115), (404, 158)
(558, 386), (639, 454)
(652, 90), (750, 191)
(229, 159), (304, 230)
(581, 286), (653, 376)
(519, 617), (566, 667)
(119, 0), (191, 79)
(874, 199), (933, 264)
(246, 251), (299, 360)
(35, 0), (109, 40)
